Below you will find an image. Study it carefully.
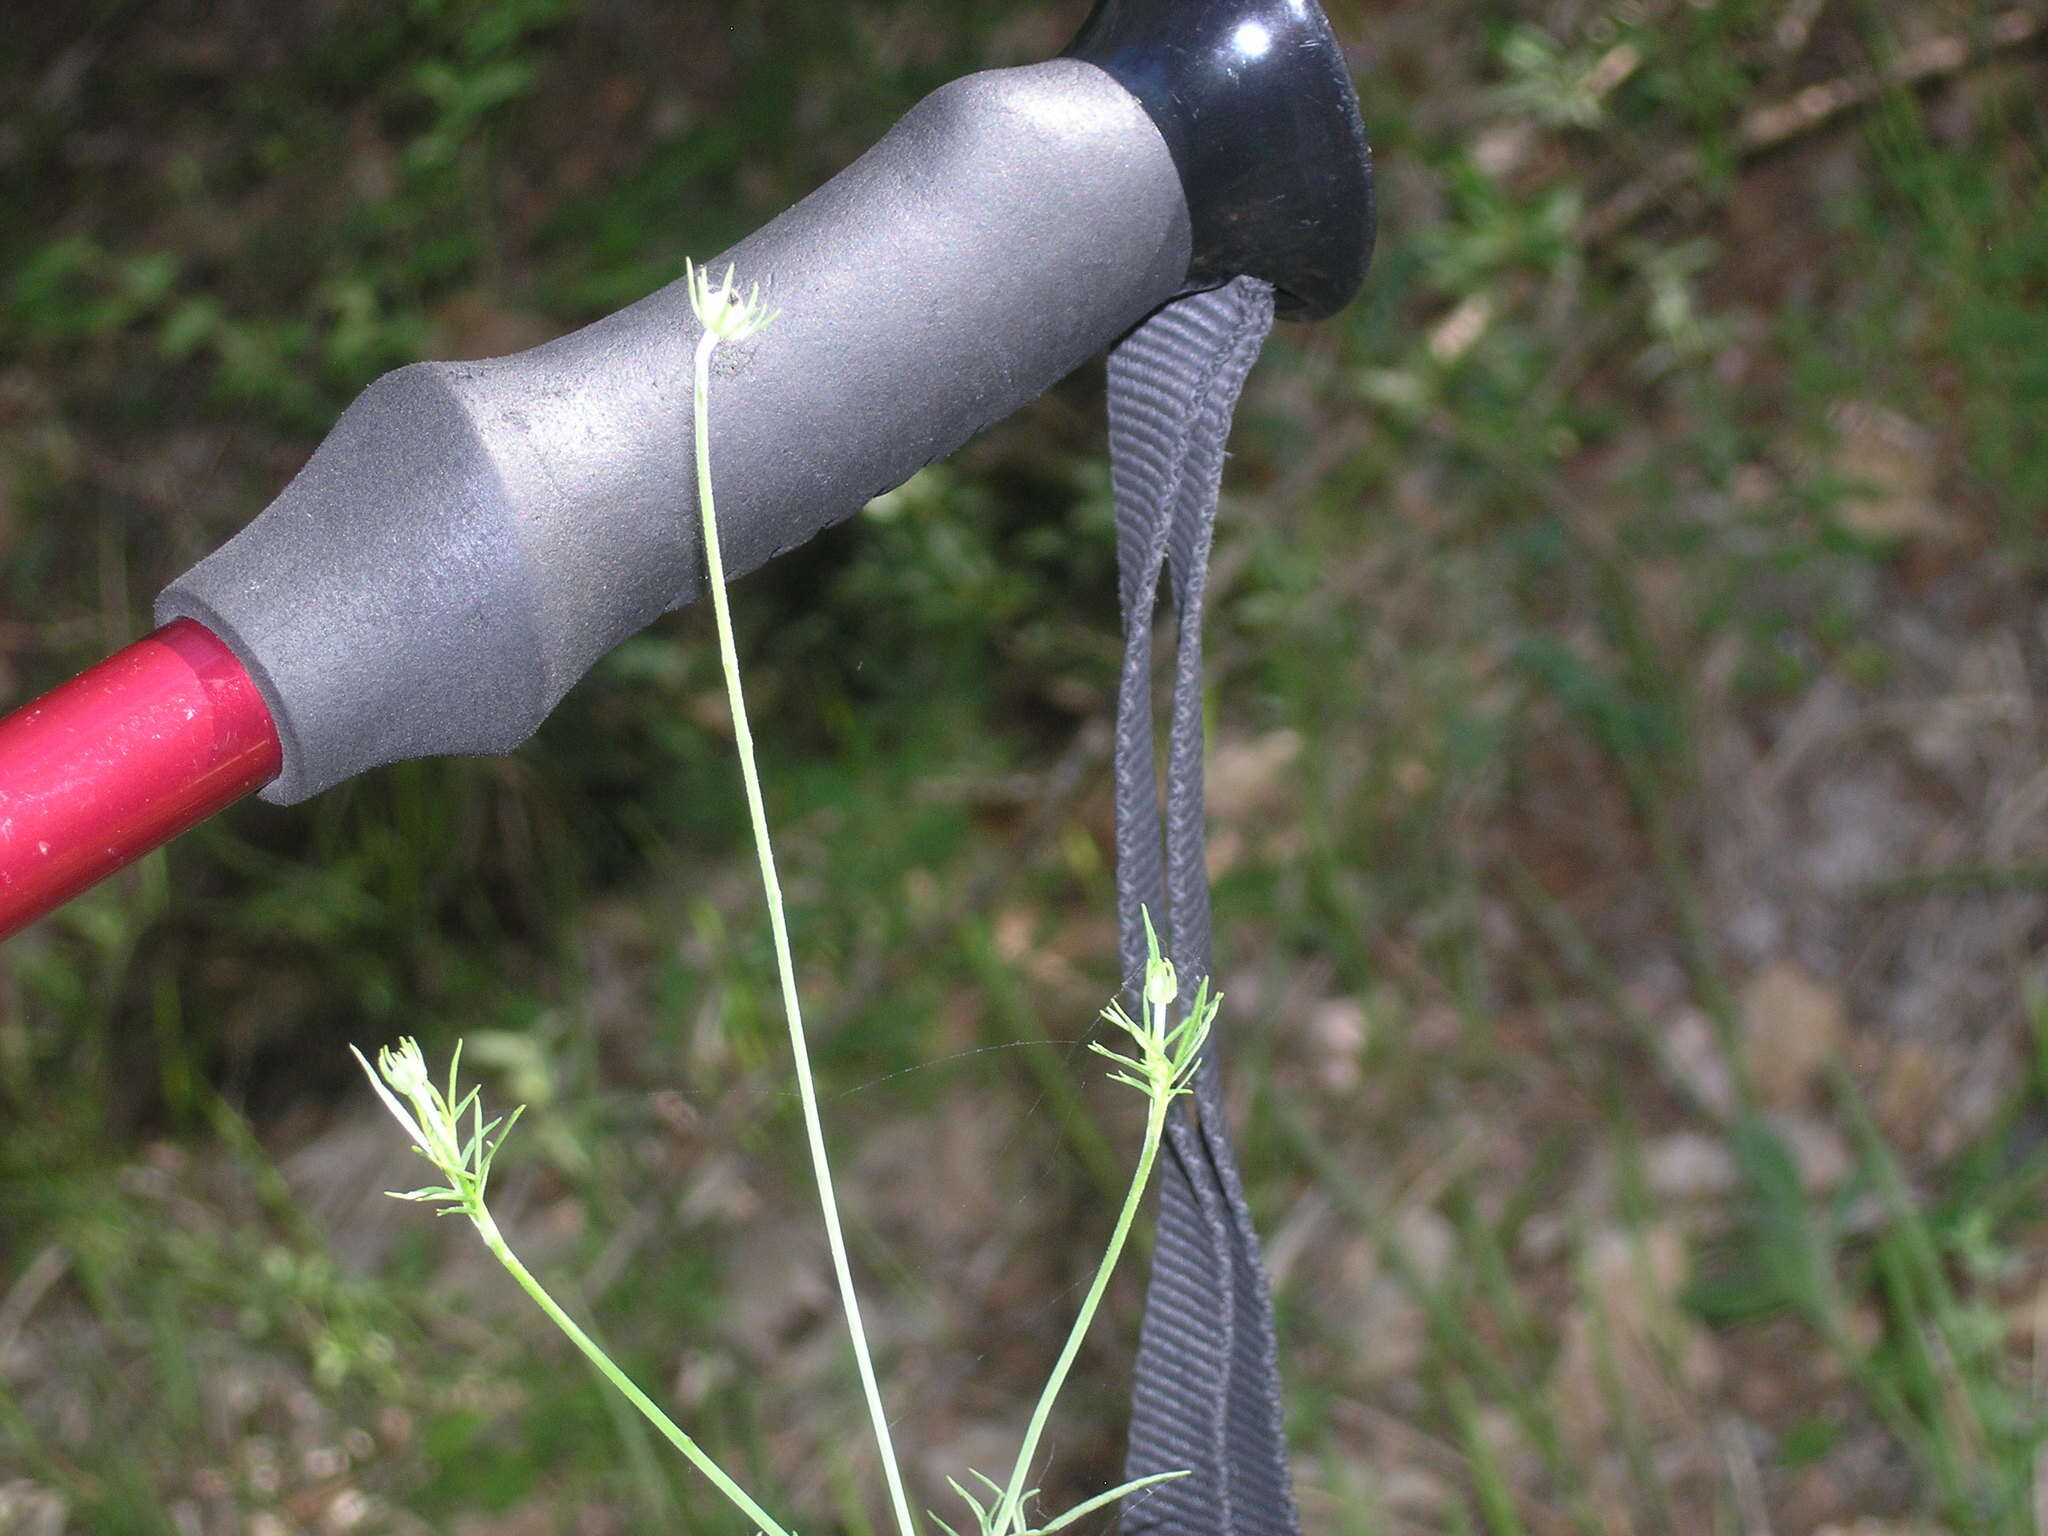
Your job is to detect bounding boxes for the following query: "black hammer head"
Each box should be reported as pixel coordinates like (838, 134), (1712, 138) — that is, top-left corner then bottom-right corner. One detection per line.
(1066, 0), (1375, 320)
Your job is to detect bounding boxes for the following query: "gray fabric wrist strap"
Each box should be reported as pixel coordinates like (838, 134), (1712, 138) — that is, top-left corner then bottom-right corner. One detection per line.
(1109, 274), (1299, 1535)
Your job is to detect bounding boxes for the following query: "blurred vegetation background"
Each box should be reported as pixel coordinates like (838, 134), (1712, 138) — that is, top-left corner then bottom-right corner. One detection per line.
(4, 0), (2047, 1530)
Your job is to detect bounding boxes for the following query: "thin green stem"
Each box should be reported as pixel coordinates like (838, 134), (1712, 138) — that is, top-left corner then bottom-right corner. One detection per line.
(355, 1035), (784, 1532)
(995, 992), (1174, 1533)
(695, 327), (917, 1536)
(474, 1209), (790, 1536)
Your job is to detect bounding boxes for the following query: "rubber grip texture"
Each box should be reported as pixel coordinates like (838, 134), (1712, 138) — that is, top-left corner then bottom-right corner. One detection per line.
(159, 60), (1190, 802)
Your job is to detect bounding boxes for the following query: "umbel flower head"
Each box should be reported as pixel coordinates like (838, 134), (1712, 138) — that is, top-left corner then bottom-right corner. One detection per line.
(351, 1037), (523, 1215)
(1092, 910), (1216, 1103)
(686, 258), (780, 345)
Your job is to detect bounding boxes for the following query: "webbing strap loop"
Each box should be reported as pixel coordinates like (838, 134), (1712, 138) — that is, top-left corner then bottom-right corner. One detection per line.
(1109, 276), (1298, 1535)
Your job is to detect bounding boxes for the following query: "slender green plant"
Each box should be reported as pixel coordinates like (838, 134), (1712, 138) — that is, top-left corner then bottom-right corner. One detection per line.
(684, 256), (918, 1536)
(353, 261), (1194, 1534)
(957, 909), (1207, 1536)
(349, 1036), (792, 1536)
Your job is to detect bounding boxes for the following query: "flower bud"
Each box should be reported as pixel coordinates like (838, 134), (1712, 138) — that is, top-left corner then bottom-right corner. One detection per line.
(380, 1038), (432, 1099)
(1144, 955), (1178, 1011)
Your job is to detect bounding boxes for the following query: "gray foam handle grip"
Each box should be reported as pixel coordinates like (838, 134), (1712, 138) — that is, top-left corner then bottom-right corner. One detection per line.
(158, 59), (1191, 803)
